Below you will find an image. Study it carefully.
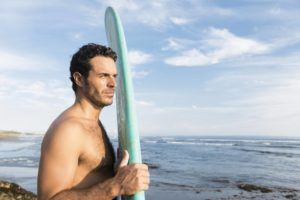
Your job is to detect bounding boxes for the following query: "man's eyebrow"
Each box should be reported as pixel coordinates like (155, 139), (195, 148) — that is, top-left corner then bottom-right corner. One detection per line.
(96, 72), (118, 76)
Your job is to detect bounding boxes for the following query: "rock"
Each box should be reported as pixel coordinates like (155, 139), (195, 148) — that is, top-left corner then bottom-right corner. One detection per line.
(237, 183), (273, 193)
(143, 162), (160, 169)
(0, 180), (37, 200)
(285, 194), (296, 199)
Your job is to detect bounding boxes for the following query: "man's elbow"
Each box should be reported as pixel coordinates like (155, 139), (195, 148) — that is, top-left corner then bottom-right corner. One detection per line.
(38, 192), (51, 200)
(38, 190), (59, 200)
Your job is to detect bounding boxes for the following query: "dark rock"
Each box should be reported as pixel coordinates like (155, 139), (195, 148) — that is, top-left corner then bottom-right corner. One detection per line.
(143, 162), (160, 169)
(285, 194), (296, 199)
(0, 180), (37, 200)
(210, 179), (230, 184)
(237, 183), (273, 193)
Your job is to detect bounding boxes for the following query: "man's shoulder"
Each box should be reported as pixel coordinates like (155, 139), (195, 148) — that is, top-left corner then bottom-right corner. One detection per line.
(42, 117), (86, 149)
(54, 116), (85, 131)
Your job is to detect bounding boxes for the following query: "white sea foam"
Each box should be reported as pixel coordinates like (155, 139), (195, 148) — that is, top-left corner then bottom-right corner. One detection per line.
(263, 142), (271, 146)
(0, 166), (37, 178)
(143, 140), (157, 143)
(0, 142), (35, 152)
(162, 138), (300, 145)
(0, 157), (34, 163)
(165, 141), (234, 146)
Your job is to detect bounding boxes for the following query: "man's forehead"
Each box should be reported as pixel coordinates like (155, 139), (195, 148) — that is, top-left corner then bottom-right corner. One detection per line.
(89, 56), (117, 73)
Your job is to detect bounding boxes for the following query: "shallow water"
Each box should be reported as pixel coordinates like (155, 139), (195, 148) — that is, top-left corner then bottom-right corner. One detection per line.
(0, 134), (299, 199)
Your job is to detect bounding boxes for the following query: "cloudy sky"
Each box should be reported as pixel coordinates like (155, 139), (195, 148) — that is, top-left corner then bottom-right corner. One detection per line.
(0, 0), (300, 137)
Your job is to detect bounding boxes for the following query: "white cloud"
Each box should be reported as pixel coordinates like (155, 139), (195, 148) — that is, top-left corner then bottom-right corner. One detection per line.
(136, 100), (154, 107)
(164, 28), (270, 67)
(0, 0), (235, 32)
(138, 78), (300, 136)
(0, 51), (39, 71)
(227, 51), (300, 68)
(1, 0), (299, 137)
(127, 50), (152, 78)
(0, 74), (74, 133)
(0, 75), (72, 102)
(128, 50), (152, 65)
(235, 78), (300, 135)
(99, 1), (234, 29)
(72, 32), (83, 40)
(134, 53), (300, 136)
(101, 0), (171, 28)
(208, 7), (234, 16)
(199, 63), (300, 136)
(269, 7), (282, 15)
(131, 70), (149, 79)
(162, 38), (193, 51)
(18, 81), (46, 96)
(206, 28), (269, 59)
(170, 17), (191, 25)
(0, 50), (59, 71)
(163, 38), (182, 51)
(165, 49), (210, 66)
(102, 0), (139, 12)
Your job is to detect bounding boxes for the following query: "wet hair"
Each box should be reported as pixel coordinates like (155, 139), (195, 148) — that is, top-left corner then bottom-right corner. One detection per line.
(70, 43), (117, 92)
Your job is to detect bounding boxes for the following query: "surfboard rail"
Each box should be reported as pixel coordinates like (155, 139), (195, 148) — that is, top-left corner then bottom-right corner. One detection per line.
(105, 6), (145, 200)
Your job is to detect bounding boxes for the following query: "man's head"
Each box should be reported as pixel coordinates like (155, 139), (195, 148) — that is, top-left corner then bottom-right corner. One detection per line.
(70, 43), (118, 107)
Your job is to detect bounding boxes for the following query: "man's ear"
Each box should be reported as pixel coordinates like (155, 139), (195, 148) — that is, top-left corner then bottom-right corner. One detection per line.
(73, 72), (84, 88)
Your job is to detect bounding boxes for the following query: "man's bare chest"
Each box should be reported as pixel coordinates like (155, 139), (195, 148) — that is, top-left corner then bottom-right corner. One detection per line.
(71, 129), (115, 189)
(78, 129), (115, 172)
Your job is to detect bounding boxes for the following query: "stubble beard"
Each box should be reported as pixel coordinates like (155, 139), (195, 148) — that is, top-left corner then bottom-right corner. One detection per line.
(83, 84), (113, 109)
(87, 90), (113, 108)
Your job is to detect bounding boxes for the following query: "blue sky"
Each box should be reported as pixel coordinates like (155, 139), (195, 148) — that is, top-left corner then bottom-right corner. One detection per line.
(0, 0), (300, 137)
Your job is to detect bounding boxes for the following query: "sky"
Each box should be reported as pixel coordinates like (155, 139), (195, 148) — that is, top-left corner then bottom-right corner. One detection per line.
(0, 0), (300, 137)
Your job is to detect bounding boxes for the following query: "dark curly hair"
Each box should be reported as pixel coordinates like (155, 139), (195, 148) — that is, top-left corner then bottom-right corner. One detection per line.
(70, 43), (117, 92)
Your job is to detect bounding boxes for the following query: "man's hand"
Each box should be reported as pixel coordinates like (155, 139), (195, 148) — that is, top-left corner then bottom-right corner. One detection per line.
(113, 150), (150, 196)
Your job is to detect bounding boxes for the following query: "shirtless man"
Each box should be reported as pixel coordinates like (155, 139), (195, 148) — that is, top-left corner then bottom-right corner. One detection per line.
(37, 43), (150, 200)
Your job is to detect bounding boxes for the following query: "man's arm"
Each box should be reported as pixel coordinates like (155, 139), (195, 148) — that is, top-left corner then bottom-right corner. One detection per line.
(38, 120), (90, 200)
(38, 121), (149, 200)
(49, 151), (149, 200)
(48, 178), (117, 200)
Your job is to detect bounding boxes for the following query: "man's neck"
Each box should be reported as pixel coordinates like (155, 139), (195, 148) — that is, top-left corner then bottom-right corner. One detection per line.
(73, 95), (103, 122)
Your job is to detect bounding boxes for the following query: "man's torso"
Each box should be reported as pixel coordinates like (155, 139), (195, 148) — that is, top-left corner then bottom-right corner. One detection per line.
(45, 112), (116, 190)
(72, 120), (115, 189)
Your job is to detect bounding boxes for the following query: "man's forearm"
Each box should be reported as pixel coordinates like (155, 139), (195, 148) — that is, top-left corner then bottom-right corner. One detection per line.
(49, 178), (120, 200)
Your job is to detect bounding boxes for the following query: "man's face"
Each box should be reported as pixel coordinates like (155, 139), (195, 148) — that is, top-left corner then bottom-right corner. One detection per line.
(82, 56), (117, 108)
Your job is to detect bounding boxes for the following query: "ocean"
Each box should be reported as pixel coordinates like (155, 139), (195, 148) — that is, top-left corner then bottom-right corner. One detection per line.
(0, 134), (300, 200)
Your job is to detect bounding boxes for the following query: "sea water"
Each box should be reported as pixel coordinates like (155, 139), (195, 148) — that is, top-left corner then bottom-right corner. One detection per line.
(0, 134), (299, 199)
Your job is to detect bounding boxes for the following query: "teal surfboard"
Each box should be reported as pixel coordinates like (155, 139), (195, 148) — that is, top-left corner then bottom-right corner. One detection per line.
(105, 7), (145, 200)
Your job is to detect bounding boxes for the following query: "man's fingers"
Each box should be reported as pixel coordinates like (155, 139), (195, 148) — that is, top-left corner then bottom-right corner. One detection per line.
(140, 183), (149, 191)
(131, 163), (148, 170)
(119, 150), (129, 168)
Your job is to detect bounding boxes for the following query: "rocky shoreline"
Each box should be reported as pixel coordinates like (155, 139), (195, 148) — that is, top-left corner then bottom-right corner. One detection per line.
(1, 179), (299, 200)
(0, 181), (37, 200)
(150, 180), (300, 200)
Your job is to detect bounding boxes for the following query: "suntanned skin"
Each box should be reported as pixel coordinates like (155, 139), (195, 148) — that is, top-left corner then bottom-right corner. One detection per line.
(37, 56), (150, 200)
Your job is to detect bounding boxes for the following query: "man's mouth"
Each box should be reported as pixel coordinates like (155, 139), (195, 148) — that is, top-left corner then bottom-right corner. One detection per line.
(103, 90), (115, 96)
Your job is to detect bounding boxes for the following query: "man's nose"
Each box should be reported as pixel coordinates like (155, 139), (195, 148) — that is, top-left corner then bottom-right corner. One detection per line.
(107, 76), (116, 87)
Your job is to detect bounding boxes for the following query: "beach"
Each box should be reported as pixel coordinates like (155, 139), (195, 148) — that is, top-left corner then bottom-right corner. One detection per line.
(0, 132), (299, 199)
